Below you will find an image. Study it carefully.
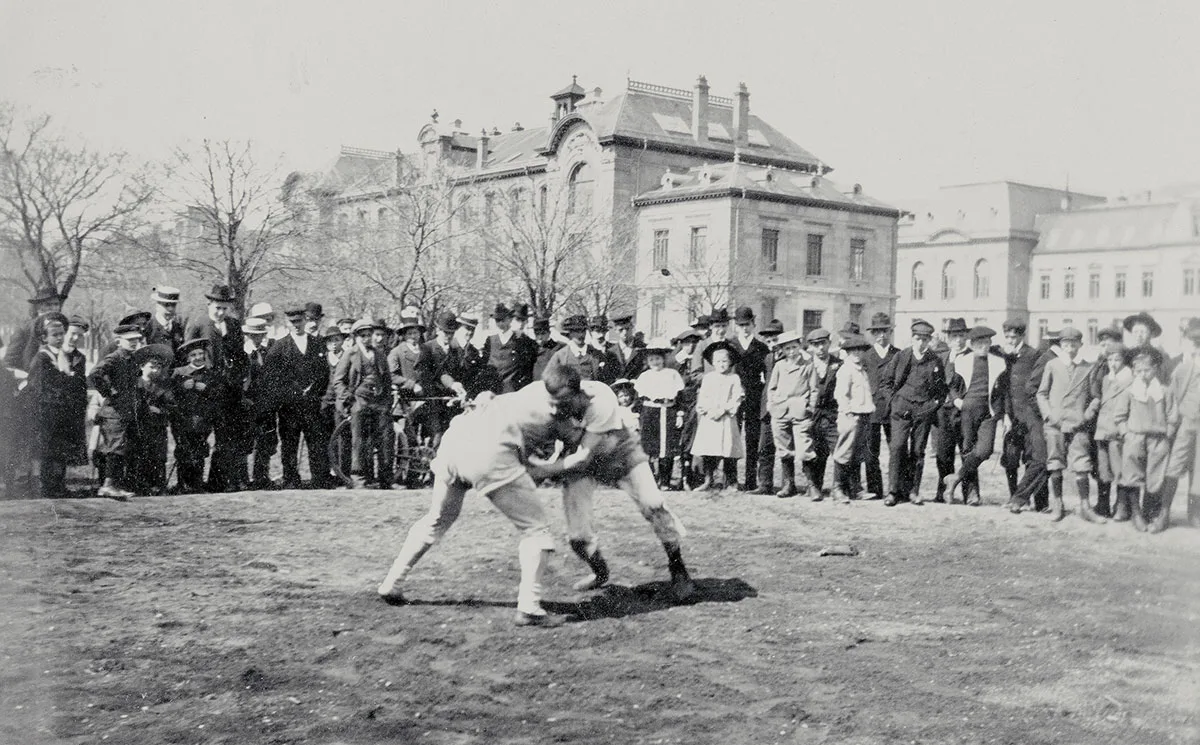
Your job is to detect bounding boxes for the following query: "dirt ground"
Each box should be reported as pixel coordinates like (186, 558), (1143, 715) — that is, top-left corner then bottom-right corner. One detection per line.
(2, 463), (1198, 745)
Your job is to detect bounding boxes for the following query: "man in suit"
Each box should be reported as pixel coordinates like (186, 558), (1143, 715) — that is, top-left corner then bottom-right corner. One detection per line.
(265, 307), (332, 489)
(879, 319), (948, 506)
(731, 306), (772, 491)
(5, 286), (66, 372)
(144, 286), (186, 356)
(531, 317), (561, 380)
(335, 318), (395, 490)
(751, 319), (784, 494)
(610, 314), (646, 380)
(481, 303), (539, 394)
(584, 315), (620, 385)
(416, 311), (467, 449)
(1009, 327), (1061, 513)
(861, 312), (900, 499)
(932, 318), (970, 502)
(239, 316), (276, 489)
(542, 315), (612, 383)
(1001, 319), (1046, 512)
(184, 284), (247, 492)
(805, 327), (842, 496)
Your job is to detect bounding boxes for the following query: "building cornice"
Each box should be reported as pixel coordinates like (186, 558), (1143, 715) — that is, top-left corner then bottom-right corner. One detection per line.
(634, 186), (900, 218)
(604, 134), (828, 173)
(1031, 240), (1200, 257)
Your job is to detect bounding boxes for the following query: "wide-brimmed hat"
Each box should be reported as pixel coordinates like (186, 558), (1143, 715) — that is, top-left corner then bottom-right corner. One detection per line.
(691, 314), (711, 329)
(118, 311), (152, 329)
(611, 378), (635, 392)
(205, 284), (237, 303)
(773, 329), (805, 347)
(760, 319), (784, 337)
(643, 336), (673, 354)
(179, 338), (210, 356)
(241, 317), (269, 335)
(1122, 312), (1162, 338)
(457, 312), (480, 329)
(945, 318), (969, 335)
(434, 311), (459, 333)
(702, 339), (741, 365)
(248, 302), (275, 319)
(397, 316), (425, 334)
(561, 315), (588, 333)
(133, 343), (174, 367)
(840, 333), (871, 351)
(152, 286), (181, 304)
(866, 312), (893, 331)
(672, 328), (702, 344)
(709, 307), (731, 324)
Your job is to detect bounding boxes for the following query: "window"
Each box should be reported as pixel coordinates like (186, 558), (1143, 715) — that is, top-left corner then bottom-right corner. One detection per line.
(849, 303), (864, 328)
(1142, 270), (1154, 298)
(761, 297), (777, 323)
(1186, 268), (1198, 296)
(652, 230), (669, 270)
(538, 185), (548, 220)
(761, 229), (780, 273)
(1063, 272), (1075, 300)
(1088, 272), (1100, 299)
(802, 310), (823, 337)
(806, 234), (824, 276)
(850, 238), (866, 281)
(689, 227), (707, 268)
(484, 192), (495, 224)
(1039, 274), (1051, 300)
(567, 162), (594, 214)
(650, 297), (665, 337)
(1037, 318), (1049, 343)
(974, 317), (987, 325)
(1115, 271), (1127, 299)
(973, 259), (989, 299)
(1087, 318), (1099, 344)
(942, 260), (956, 300)
(911, 262), (925, 300)
(1062, 318), (1073, 333)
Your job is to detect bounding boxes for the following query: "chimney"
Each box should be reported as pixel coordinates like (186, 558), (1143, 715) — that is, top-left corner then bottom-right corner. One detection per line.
(477, 129), (489, 171)
(692, 75), (710, 145)
(512, 121), (524, 132)
(733, 82), (750, 147)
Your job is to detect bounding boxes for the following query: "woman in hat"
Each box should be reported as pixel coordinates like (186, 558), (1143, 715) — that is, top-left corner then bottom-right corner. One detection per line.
(26, 313), (84, 498)
(691, 340), (744, 490)
(634, 337), (686, 490)
(127, 344), (176, 495)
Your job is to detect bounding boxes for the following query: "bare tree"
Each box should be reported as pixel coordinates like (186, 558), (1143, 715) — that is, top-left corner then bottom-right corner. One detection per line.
(0, 103), (153, 307)
(147, 139), (311, 312)
(483, 177), (630, 318)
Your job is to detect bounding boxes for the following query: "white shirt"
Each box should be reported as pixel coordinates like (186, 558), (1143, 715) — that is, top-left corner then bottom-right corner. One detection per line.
(290, 332), (308, 355)
(873, 343), (889, 358)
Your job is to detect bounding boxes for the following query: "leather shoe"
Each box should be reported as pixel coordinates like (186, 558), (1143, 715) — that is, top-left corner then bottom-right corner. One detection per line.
(883, 494), (898, 507)
(513, 611), (567, 628)
(378, 592), (408, 606)
(751, 484), (774, 495)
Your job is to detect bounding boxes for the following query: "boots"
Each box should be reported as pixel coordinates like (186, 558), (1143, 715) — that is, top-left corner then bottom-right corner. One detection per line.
(1148, 478), (1177, 534)
(942, 471), (962, 504)
(775, 457), (797, 498)
(1047, 473), (1065, 522)
(569, 539), (610, 591)
(965, 475), (982, 507)
(1005, 468), (1020, 499)
(1095, 481), (1112, 518)
(1112, 486), (1131, 522)
(696, 458), (716, 491)
(663, 541), (695, 602)
(909, 461), (925, 504)
(1077, 476), (1106, 524)
(96, 455), (133, 500)
(933, 469), (948, 503)
(1130, 489), (1148, 532)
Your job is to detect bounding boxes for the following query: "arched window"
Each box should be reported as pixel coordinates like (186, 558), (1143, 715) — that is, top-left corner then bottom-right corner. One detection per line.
(941, 260), (956, 300)
(567, 162), (594, 215)
(973, 259), (989, 299)
(911, 261), (926, 300)
(538, 185), (548, 221)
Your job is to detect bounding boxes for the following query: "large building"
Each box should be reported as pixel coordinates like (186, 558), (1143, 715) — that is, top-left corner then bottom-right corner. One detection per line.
(1027, 194), (1200, 350)
(296, 76), (898, 329)
(895, 181), (1102, 345)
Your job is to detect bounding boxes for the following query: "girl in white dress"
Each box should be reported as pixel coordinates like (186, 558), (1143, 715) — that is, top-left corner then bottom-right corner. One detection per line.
(690, 341), (744, 489)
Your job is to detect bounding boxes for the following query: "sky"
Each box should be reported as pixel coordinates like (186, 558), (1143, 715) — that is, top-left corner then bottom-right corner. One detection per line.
(3, 0), (1198, 203)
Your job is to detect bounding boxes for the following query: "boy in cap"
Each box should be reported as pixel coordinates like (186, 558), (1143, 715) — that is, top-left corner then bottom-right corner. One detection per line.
(128, 344), (176, 495)
(531, 317), (561, 380)
(879, 319), (948, 506)
(319, 326), (351, 484)
(1093, 342), (1133, 521)
(765, 328), (814, 498)
(585, 315), (620, 386)
(1114, 346), (1178, 532)
(172, 338), (224, 494)
(941, 327), (1008, 506)
(334, 319), (395, 489)
(611, 314), (645, 380)
(805, 328), (842, 497)
(1165, 318), (1200, 528)
(832, 334), (875, 502)
(1036, 327), (1102, 522)
(932, 319), (970, 502)
(750, 319), (785, 493)
(87, 322), (146, 499)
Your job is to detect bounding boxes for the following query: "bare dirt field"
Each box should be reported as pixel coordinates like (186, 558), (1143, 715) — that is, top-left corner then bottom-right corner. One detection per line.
(2, 467), (1198, 745)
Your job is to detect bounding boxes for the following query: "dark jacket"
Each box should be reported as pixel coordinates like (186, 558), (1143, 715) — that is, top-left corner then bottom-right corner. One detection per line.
(88, 348), (140, 422)
(264, 334), (328, 410)
(809, 355), (842, 422)
(171, 364), (226, 433)
(388, 344), (423, 396)
(532, 340), (563, 381)
(145, 316), (186, 357)
(542, 343), (614, 384)
(483, 332), (539, 394)
(879, 347), (948, 421)
(732, 337), (772, 402)
(862, 344), (900, 424)
(416, 338), (462, 397)
(334, 344), (391, 413)
(28, 346), (88, 462)
(184, 319), (246, 399)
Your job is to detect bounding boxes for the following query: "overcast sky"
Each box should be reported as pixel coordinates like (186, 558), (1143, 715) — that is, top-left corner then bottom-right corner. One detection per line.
(3, 0), (1197, 202)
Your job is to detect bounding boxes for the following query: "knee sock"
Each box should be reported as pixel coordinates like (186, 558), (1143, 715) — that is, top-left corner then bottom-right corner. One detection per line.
(517, 541), (552, 616)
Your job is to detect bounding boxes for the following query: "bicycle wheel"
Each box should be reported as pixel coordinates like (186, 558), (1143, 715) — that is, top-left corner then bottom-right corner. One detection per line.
(327, 417), (352, 486)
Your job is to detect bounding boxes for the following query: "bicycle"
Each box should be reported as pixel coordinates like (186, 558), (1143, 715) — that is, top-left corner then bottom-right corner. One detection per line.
(327, 394), (464, 489)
